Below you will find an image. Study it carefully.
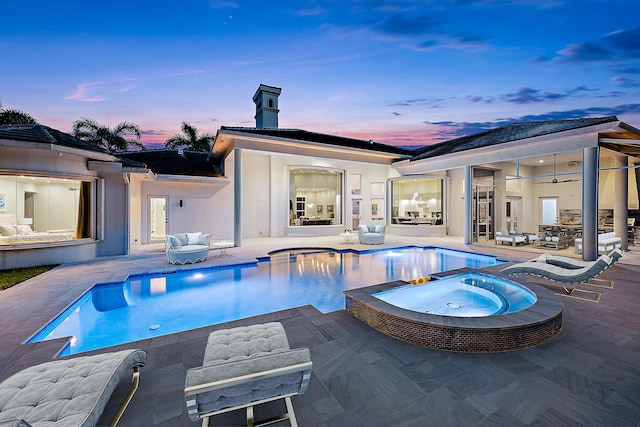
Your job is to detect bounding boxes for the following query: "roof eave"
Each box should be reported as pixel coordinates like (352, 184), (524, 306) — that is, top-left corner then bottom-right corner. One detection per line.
(213, 129), (410, 164)
(0, 139), (116, 161)
(396, 120), (623, 174)
(155, 174), (230, 184)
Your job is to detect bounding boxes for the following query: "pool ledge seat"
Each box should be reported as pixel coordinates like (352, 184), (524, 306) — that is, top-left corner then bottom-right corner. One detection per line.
(166, 233), (210, 264)
(0, 349), (146, 427)
(185, 322), (312, 427)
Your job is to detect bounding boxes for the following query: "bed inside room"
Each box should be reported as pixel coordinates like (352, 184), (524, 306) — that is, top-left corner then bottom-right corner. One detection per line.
(0, 213), (75, 245)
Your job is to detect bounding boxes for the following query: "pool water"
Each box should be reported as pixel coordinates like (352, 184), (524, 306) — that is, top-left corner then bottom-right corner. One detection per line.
(27, 247), (501, 355)
(373, 272), (537, 317)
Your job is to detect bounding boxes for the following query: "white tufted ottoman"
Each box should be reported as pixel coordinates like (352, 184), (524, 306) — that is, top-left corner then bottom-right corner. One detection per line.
(0, 349), (146, 427)
(185, 322), (312, 427)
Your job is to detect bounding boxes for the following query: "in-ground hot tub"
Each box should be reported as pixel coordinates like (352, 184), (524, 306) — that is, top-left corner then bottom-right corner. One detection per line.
(374, 272), (537, 317)
(344, 271), (564, 352)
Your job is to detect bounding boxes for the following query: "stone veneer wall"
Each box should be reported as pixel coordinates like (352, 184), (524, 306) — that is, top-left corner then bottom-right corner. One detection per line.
(345, 295), (563, 353)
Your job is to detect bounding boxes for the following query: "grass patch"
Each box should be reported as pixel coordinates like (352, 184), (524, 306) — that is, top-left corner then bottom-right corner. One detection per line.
(0, 265), (58, 290)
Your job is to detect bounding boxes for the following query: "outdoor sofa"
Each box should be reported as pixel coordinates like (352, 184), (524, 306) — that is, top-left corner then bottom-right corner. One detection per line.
(357, 224), (386, 245)
(166, 232), (211, 264)
(0, 349), (146, 427)
(574, 231), (622, 255)
(495, 227), (526, 246)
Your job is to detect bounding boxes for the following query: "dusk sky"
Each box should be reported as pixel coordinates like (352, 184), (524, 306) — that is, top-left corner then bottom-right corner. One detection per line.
(2, 0), (639, 148)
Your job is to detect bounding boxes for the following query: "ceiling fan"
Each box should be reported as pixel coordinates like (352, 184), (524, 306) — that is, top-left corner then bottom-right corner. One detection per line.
(537, 154), (580, 184)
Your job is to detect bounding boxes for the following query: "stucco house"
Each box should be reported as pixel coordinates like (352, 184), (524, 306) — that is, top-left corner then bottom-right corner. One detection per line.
(210, 85), (640, 262)
(1, 83), (639, 269)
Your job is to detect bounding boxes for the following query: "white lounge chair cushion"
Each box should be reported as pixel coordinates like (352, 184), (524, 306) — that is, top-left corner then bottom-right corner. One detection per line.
(185, 323), (311, 418)
(535, 248), (623, 270)
(0, 349), (146, 427)
(0, 420), (32, 427)
(502, 254), (612, 283)
(200, 323), (307, 374)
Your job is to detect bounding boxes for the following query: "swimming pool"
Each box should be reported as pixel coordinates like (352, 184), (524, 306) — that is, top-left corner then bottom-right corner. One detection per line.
(27, 246), (502, 356)
(373, 272), (537, 317)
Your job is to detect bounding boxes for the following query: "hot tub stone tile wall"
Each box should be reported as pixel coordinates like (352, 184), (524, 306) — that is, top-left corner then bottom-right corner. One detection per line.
(344, 277), (564, 353)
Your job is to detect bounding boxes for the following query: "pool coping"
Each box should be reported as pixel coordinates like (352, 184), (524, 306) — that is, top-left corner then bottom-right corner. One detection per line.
(344, 268), (565, 352)
(21, 246), (544, 356)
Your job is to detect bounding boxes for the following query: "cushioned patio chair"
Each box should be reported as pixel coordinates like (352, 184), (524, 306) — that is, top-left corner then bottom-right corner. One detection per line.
(574, 232), (622, 255)
(166, 232), (210, 264)
(501, 252), (614, 292)
(495, 227), (526, 246)
(184, 322), (312, 427)
(357, 224), (385, 245)
(0, 349), (146, 427)
(513, 226), (537, 244)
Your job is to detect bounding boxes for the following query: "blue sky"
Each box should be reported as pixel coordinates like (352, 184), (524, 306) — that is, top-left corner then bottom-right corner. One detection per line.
(2, 0), (639, 147)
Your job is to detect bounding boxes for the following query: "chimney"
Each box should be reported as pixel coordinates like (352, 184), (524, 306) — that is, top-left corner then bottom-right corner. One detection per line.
(253, 84), (282, 129)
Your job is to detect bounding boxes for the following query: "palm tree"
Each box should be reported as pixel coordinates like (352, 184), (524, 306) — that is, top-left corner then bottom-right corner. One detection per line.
(0, 108), (37, 125)
(72, 117), (145, 153)
(164, 122), (215, 152)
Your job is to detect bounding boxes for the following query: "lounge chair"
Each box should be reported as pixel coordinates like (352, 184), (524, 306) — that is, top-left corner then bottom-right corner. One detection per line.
(513, 226), (537, 244)
(495, 227), (526, 246)
(533, 249), (623, 270)
(501, 255), (613, 294)
(185, 322), (312, 427)
(0, 349), (146, 427)
(501, 252), (614, 291)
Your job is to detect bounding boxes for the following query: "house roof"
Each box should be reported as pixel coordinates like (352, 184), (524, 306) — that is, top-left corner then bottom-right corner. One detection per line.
(410, 116), (620, 161)
(0, 124), (109, 154)
(116, 149), (224, 177)
(219, 127), (416, 156)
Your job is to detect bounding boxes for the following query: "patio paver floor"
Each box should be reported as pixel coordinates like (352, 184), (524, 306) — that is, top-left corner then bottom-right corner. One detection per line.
(1, 235), (639, 426)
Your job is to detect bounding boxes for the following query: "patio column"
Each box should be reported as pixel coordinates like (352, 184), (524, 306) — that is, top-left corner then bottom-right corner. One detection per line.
(582, 146), (599, 261)
(614, 155), (629, 251)
(234, 148), (243, 247)
(464, 165), (472, 245)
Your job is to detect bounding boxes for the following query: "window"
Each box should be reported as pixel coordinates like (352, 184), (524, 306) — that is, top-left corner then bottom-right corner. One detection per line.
(289, 168), (343, 226)
(391, 177), (444, 225)
(351, 174), (361, 195)
(295, 197), (306, 218)
(0, 174), (94, 246)
(541, 197), (558, 225)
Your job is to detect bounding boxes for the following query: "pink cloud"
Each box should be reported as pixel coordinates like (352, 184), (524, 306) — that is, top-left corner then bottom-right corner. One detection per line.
(65, 82), (108, 103)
